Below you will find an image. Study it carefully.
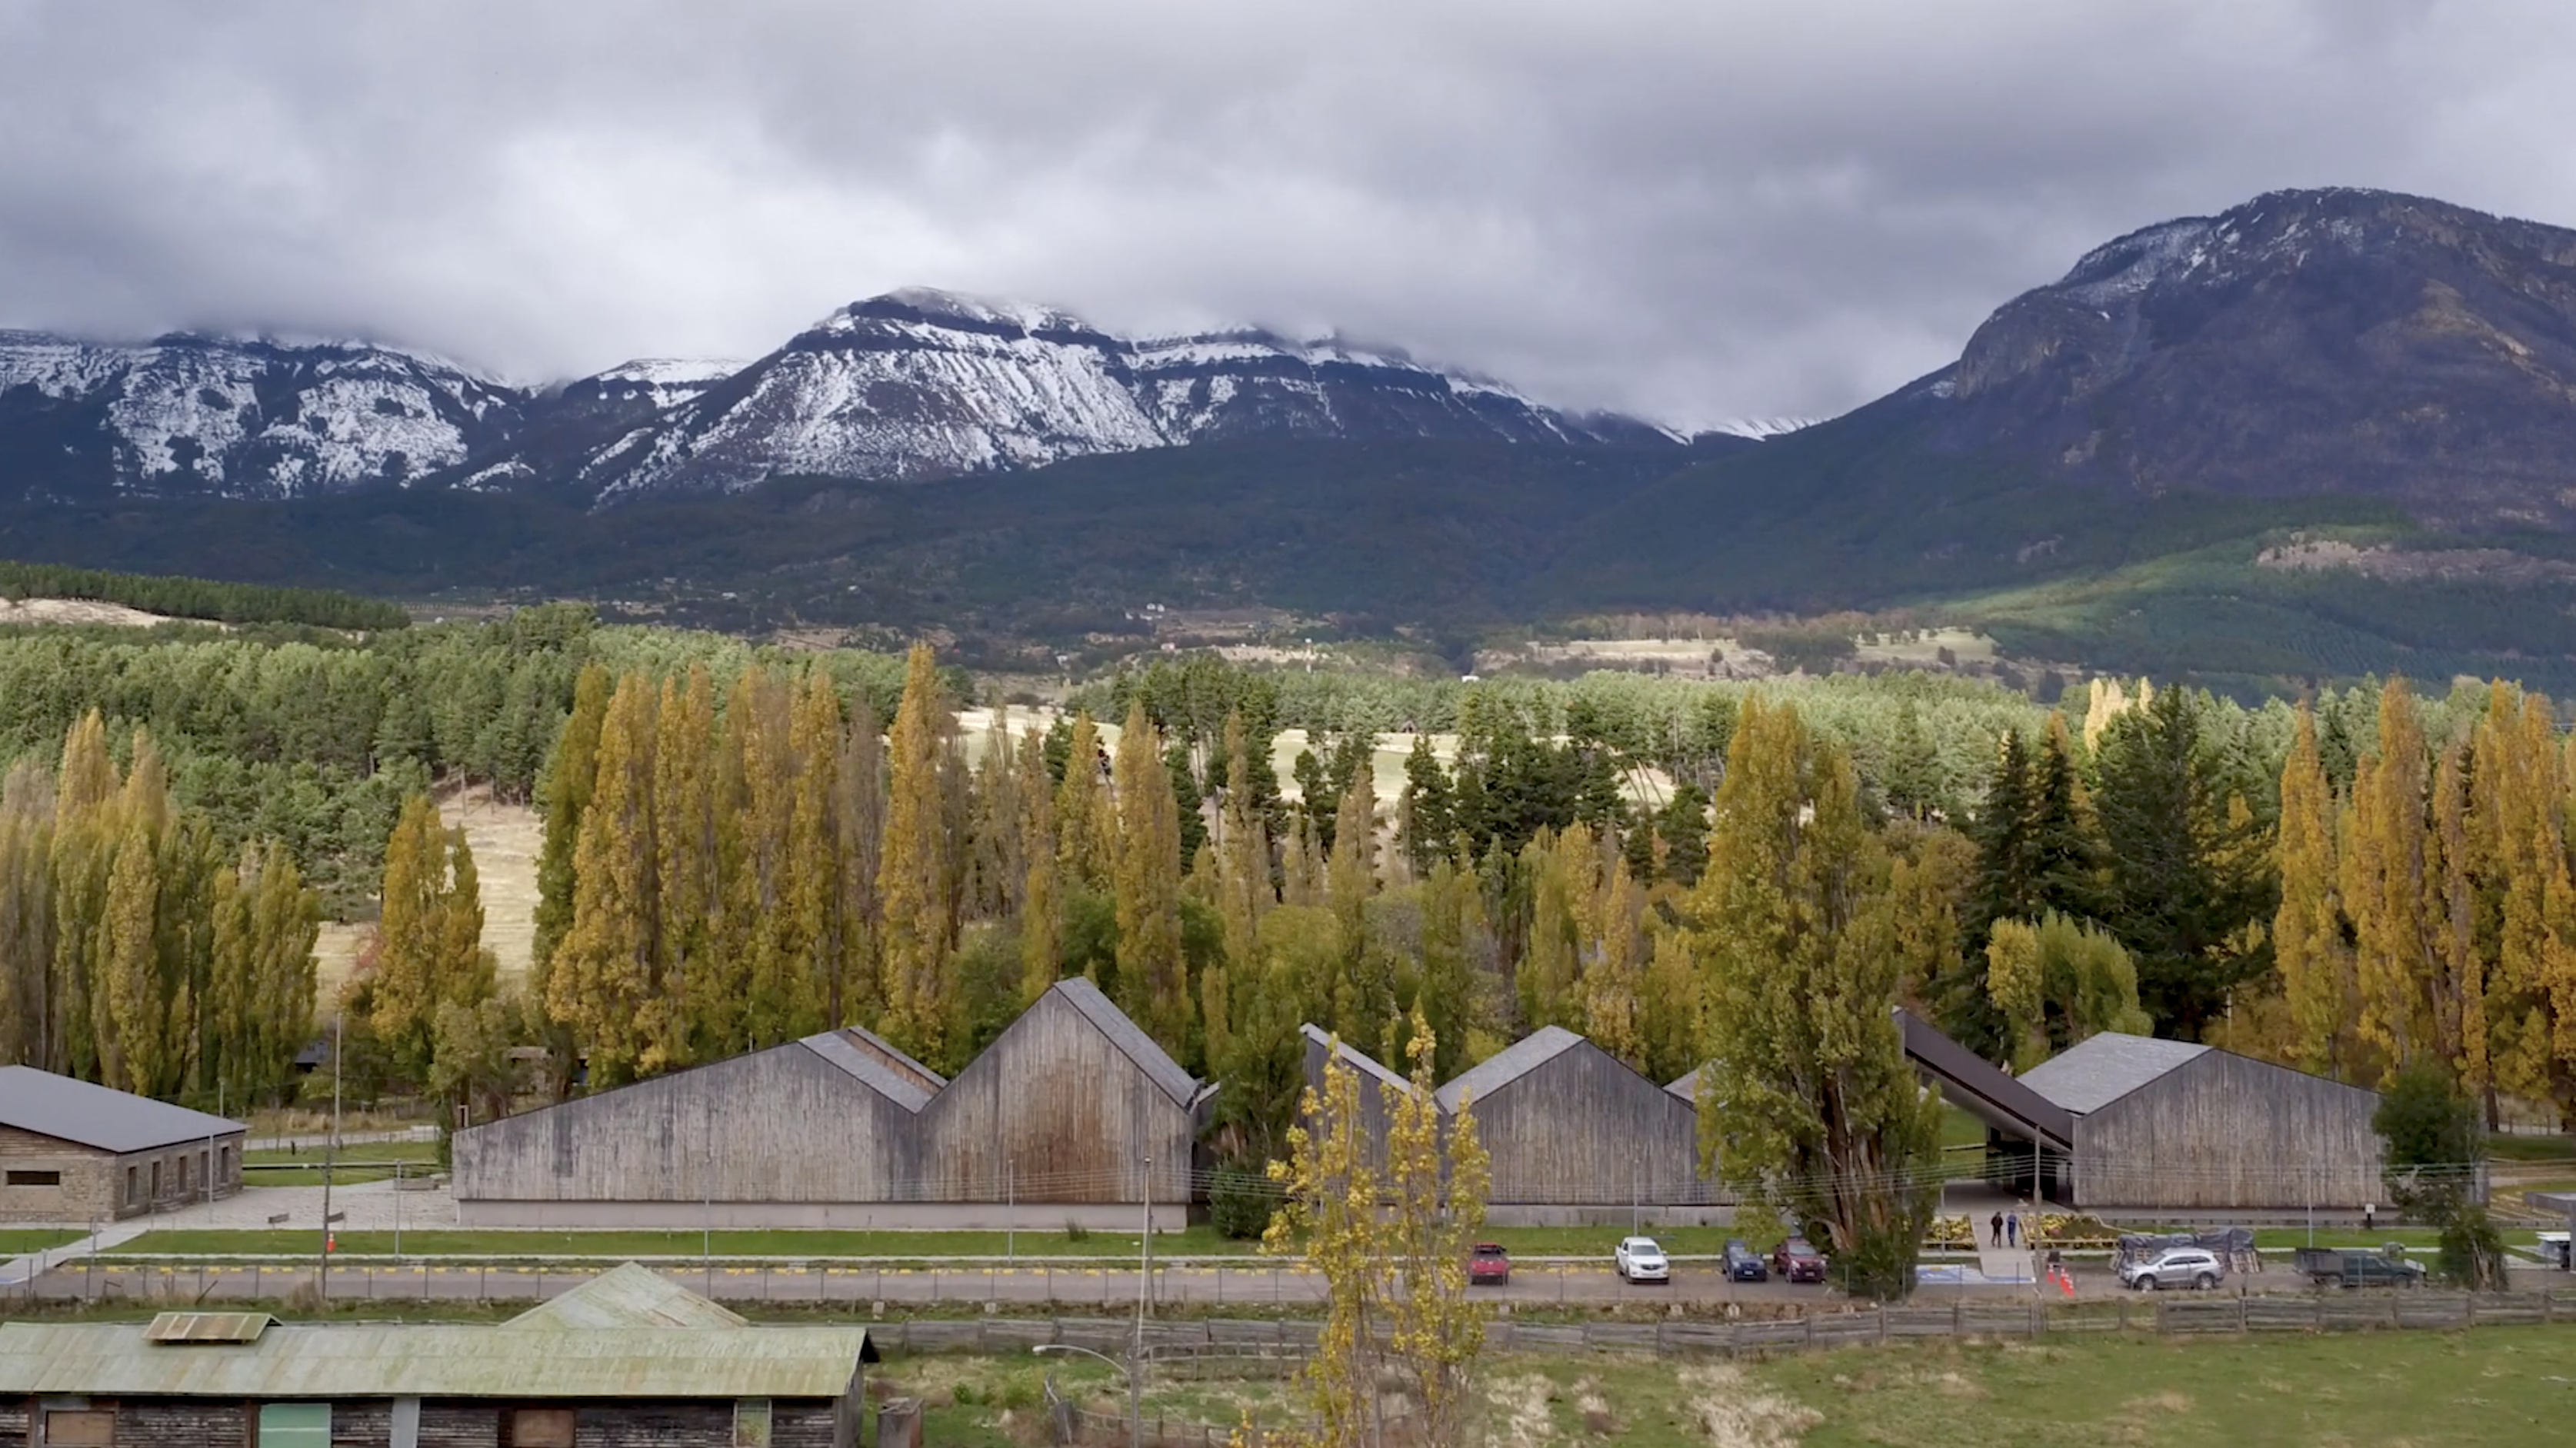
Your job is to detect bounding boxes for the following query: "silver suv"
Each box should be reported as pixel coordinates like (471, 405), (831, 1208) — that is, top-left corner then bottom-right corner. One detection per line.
(2120, 1247), (2223, 1292)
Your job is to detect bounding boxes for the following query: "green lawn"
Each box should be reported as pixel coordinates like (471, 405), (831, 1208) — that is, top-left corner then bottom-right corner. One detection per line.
(0, 1230), (79, 1255)
(2488, 1133), (2576, 1163)
(885, 1327), (2576, 1447)
(242, 1139), (441, 1187)
(108, 1223), (1745, 1262)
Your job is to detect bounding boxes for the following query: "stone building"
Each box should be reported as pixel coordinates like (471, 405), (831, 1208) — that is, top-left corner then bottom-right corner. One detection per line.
(0, 1066), (245, 1224)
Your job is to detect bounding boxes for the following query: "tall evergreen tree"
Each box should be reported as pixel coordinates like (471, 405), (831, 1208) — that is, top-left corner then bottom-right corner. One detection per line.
(2095, 686), (2268, 1039)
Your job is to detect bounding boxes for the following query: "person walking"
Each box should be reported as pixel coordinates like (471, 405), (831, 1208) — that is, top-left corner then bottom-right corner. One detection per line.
(2005, 1210), (2020, 1249)
(1990, 1210), (2004, 1247)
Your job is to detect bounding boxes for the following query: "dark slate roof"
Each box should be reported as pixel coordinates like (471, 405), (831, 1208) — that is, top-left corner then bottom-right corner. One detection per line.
(1894, 1010), (2074, 1153)
(1435, 1026), (1584, 1113)
(1300, 1024), (1421, 1100)
(1051, 977), (1199, 1106)
(2018, 1033), (2211, 1115)
(0, 1066), (245, 1153)
(798, 1024), (944, 1113)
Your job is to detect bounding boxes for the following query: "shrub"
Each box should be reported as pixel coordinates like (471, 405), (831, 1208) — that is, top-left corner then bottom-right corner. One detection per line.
(1210, 1163), (1278, 1240)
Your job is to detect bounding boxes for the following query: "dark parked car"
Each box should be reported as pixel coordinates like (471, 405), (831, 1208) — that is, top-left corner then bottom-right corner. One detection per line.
(1722, 1238), (1768, 1283)
(1771, 1237), (1827, 1283)
(1469, 1242), (1511, 1286)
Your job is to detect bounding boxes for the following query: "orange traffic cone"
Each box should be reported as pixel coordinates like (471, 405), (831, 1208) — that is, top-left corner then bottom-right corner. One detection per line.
(325, 1232), (337, 1254)
(2058, 1267), (2075, 1298)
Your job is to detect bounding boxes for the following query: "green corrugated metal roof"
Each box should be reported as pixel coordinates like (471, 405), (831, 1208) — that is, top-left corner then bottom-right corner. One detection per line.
(505, 1263), (748, 1331)
(0, 1323), (870, 1400)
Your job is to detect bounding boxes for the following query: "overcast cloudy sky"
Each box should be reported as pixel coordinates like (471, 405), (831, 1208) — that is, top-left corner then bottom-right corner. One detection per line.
(0, 0), (2567, 427)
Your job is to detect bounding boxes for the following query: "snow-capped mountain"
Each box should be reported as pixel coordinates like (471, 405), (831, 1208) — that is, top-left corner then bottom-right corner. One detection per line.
(575, 288), (1680, 497)
(0, 331), (521, 500)
(0, 289), (1687, 504)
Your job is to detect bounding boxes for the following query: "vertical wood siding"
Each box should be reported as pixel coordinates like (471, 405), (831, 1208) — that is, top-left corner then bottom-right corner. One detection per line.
(918, 993), (1194, 1205)
(2071, 1051), (2386, 1210)
(1474, 1042), (1715, 1206)
(452, 1045), (921, 1204)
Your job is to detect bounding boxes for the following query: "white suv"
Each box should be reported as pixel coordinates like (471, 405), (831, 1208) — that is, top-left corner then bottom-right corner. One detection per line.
(2120, 1247), (2223, 1292)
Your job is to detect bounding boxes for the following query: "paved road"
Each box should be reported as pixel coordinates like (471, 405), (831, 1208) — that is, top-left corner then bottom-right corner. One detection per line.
(31, 1257), (2544, 1310)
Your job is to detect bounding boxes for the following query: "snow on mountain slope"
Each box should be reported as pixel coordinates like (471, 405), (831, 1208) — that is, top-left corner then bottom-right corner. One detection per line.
(0, 331), (521, 499)
(581, 288), (1681, 496)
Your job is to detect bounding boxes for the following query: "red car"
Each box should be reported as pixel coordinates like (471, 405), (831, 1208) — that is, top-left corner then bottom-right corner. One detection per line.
(1469, 1243), (1511, 1286)
(1771, 1237), (1828, 1284)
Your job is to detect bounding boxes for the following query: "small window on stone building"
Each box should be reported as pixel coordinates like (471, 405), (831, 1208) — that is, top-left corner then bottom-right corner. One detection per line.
(178, 1155), (191, 1193)
(42, 1408), (115, 1446)
(507, 1407), (575, 1446)
(5, 1168), (61, 1186)
(735, 1397), (772, 1447)
(125, 1165), (139, 1203)
(258, 1403), (332, 1446)
(148, 1160), (161, 1198)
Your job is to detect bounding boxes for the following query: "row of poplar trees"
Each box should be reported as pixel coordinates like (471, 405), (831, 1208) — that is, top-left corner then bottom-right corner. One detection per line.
(0, 711), (321, 1108)
(2275, 677), (2576, 1111)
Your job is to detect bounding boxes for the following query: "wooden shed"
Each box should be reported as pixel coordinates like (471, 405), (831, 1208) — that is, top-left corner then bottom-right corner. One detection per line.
(453, 1024), (943, 1229)
(1435, 1027), (1721, 1227)
(918, 978), (1208, 1230)
(2017, 1033), (2391, 1212)
(0, 1266), (875, 1448)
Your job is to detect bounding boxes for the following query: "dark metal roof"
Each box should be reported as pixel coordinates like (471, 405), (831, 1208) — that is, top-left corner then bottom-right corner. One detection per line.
(1051, 977), (1199, 1106)
(0, 1065), (245, 1154)
(1300, 1024), (1421, 1100)
(1435, 1026), (1584, 1113)
(2018, 1033), (2211, 1115)
(798, 1025), (943, 1113)
(1894, 1010), (2074, 1153)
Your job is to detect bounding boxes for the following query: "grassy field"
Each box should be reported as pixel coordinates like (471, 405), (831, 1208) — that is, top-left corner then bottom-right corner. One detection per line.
(106, 1223), (1752, 1262)
(887, 1327), (2576, 1447)
(0, 1230), (79, 1255)
(242, 1139), (442, 1187)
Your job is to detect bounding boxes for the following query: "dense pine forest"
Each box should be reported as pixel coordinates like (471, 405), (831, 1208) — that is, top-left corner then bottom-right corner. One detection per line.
(0, 578), (2557, 1277)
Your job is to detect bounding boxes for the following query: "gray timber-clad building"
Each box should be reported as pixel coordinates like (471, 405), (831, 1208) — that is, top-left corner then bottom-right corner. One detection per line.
(1298, 1024), (1422, 1171)
(0, 1066), (245, 1224)
(2018, 1032), (2391, 1213)
(454, 1022), (943, 1228)
(0, 1265), (875, 1448)
(455, 979), (1209, 1230)
(1435, 1027), (1721, 1226)
(918, 977), (1209, 1229)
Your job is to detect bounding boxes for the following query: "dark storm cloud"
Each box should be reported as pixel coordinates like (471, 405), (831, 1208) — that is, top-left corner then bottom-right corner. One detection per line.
(0, 0), (2564, 425)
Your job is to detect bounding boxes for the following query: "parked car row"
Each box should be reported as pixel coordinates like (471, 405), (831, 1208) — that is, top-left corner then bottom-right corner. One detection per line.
(1464, 1236), (1836, 1287)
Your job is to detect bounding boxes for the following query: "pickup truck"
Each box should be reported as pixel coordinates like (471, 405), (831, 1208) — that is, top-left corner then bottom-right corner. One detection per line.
(2292, 1245), (2426, 1289)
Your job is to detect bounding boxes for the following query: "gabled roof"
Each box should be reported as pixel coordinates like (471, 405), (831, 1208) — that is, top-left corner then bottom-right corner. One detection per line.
(1051, 976), (1199, 1106)
(1435, 1026), (1584, 1113)
(1664, 1067), (1701, 1104)
(0, 1320), (875, 1398)
(505, 1263), (749, 1331)
(2018, 1033), (2212, 1115)
(0, 1065), (244, 1153)
(1300, 1024), (1421, 1100)
(1895, 1009), (2074, 1153)
(799, 1023), (944, 1112)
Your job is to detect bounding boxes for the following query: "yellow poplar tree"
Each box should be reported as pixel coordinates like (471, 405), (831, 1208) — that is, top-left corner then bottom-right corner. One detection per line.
(1055, 710), (1111, 889)
(652, 667), (716, 1063)
(2274, 705), (2351, 1075)
(1113, 702), (1189, 1054)
(1016, 725), (1060, 1005)
(98, 815), (158, 1093)
(2344, 677), (2434, 1077)
(877, 644), (955, 1062)
(550, 673), (659, 1087)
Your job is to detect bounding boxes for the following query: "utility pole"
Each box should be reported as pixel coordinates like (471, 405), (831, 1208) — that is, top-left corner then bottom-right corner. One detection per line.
(318, 1013), (342, 1302)
(1134, 1150), (1151, 1448)
(1007, 1158), (1016, 1268)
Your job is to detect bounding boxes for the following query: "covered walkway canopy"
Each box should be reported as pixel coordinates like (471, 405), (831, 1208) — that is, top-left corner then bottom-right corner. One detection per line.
(1895, 1008), (2072, 1154)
